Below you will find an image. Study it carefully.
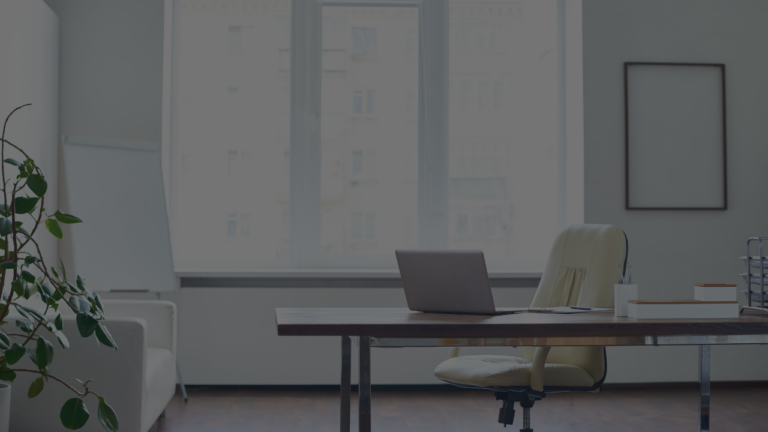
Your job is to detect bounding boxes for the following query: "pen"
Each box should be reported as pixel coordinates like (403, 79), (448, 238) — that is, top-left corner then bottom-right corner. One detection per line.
(570, 306), (592, 310)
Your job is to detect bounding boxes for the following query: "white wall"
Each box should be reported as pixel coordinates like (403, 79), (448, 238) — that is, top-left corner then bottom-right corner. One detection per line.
(43, 0), (165, 275)
(583, 0), (768, 382)
(49, 0), (768, 385)
(0, 0), (59, 271)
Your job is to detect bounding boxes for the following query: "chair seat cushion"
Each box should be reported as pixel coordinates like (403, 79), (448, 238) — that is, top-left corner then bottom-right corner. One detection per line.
(434, 355), (596, 388)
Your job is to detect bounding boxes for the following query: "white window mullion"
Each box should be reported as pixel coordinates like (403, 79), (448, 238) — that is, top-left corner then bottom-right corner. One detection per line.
(290, 0), (323, 268)
(418, 0), (449, 249)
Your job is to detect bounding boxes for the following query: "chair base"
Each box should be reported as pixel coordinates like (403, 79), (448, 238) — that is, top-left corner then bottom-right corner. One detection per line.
(495, 391), (545, 430)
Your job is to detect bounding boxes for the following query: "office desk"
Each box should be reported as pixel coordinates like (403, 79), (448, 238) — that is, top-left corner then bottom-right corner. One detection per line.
(275, 308), (768, 432)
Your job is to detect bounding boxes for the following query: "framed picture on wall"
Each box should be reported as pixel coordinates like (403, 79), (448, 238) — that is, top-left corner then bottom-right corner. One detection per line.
(624, 62), (727, 210)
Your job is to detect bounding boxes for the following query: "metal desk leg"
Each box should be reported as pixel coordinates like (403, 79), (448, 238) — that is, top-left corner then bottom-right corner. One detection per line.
(340, 336), (351, 432)
(698, 345), (711, 432)
(359, 336), (371, 432)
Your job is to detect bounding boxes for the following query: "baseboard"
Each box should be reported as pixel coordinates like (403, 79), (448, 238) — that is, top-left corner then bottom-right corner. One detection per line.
(177, 381), (768, 393)
(602, 381), (768, 389)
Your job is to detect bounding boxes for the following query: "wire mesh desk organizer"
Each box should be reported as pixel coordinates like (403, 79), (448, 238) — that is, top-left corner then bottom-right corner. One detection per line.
(740, 237), (768, 313)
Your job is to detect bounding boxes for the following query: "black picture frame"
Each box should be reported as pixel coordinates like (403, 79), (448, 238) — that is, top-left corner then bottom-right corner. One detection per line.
(624, 62), (727, 210)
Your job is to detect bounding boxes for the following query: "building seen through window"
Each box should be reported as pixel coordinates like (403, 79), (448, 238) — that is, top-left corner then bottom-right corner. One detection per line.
(171, 0), (566, 271)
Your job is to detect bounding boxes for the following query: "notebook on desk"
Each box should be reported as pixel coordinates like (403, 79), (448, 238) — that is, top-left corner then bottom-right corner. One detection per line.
(395, 250), (611, 315)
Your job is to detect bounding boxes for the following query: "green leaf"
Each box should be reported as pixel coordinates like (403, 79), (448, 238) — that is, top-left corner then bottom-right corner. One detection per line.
(14, 196), (39, 214)
(24, 255), (40, 266)
(97, 396), (119, 432)
(10, 280), (23, 298)
(46, 282), (61, 301)
(13, 304), (31, 320)
(21, 270), (35, 283)
(36, 336), (53, 370)
(0, 331), (9, 350)
(45, 218), (63, 239)
(26, 174), (47, 197)
(28, 376), (44, 398)
(3, 158), (21, 167)
(16, 320), (34, 333)
(68, 282), (81, 294)
(55, 314), (64, 331)
(60, 259), (68, 282)
(0, 366), (16, 382)
(18, 305), (44, 322)
(55, 211), (83, 224)
(60, 398), (90, 430)
(78, 297), (90, 314)
(95, 324), (117, 350)
(5, 343), (26, 365)
(54, 330), (70, 349)
(0, 260), (16, 269)
(0, 217), (10, 237)
(76, 275), (87, 292)
(51, 266), (60, 279)
(93, 294), (104, 315)
(26, 347), (38, 366)
(76, 313), (98, 338)
(69, 296), (80, 313)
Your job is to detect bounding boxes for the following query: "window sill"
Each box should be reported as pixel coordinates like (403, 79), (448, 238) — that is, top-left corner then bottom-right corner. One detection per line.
(176, 270), (542, 288)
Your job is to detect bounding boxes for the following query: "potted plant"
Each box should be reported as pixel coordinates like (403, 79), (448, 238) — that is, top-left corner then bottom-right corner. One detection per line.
(0, 105), (119, 431)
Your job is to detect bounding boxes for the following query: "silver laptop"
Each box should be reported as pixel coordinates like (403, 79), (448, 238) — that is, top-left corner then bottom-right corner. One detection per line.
(395, 250), (518, 315)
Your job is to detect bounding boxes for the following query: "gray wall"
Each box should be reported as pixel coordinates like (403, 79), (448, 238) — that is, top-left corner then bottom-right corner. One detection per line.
(46, 0), (768, 384)
(583, 0), (768, 382)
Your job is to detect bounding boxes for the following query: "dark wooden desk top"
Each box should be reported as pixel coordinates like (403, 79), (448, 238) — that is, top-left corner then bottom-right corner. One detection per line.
(275, 308), (768, 338)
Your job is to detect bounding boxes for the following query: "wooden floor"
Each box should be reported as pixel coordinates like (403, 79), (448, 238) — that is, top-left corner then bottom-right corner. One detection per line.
(149, 385), (768, 432)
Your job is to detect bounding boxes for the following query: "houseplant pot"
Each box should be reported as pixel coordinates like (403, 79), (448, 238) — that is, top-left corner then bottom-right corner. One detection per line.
(0, 382), (9, 432)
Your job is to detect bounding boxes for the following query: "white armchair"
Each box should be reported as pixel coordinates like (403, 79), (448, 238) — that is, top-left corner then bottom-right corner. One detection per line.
(8, 300), (177, 432)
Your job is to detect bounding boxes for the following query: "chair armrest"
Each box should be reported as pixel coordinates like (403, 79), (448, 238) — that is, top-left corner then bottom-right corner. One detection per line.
(102, 300), (176, 358)
(529, 346), (551, 392)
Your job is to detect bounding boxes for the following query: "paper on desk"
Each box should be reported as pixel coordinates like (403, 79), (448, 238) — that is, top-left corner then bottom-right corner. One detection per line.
(497, 307), (613, 314)
(530, 307), (613, 314)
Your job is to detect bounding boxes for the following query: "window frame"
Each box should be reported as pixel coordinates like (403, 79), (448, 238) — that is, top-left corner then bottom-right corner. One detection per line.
(163, 0), (583, 278)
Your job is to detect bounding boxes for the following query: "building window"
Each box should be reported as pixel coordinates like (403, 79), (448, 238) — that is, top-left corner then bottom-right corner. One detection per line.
(352, 27), (377, 58)
(352, 89), (375, 115)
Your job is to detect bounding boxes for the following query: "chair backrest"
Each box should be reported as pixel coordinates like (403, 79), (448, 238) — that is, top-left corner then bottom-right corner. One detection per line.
(522, 224), (627, 384)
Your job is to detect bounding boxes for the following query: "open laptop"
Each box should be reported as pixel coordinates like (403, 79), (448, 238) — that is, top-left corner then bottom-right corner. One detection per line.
(395, 250), (522, 315)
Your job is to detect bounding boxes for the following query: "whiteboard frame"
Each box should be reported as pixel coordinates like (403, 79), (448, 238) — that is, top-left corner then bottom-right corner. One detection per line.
(624, 62), (728, 211)
(62, 135), (177, 292)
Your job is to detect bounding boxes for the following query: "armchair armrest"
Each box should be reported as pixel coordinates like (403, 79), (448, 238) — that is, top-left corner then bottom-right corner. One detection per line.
(102, 300), (177, 358)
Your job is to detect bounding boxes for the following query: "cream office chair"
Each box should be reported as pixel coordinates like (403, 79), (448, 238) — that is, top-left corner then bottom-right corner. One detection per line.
(434, 224), (628, 431)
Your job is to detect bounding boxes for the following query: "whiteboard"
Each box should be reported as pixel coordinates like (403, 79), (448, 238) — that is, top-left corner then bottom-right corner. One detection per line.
(62, 135), (176, 292)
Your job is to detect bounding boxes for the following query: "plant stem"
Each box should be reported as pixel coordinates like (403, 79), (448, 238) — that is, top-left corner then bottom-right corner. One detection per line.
(12, 369), (101, 399)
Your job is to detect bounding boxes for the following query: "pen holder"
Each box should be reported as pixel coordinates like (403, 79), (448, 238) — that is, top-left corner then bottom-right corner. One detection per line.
(614, 284), (638, 317)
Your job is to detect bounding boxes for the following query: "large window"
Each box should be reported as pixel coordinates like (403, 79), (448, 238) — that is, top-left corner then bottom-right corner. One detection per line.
(167, 0), (583, 272)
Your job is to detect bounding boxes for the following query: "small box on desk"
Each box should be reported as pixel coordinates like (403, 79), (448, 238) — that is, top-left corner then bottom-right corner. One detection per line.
(628, 300), (739, 319)
(694, 283), (737, 301)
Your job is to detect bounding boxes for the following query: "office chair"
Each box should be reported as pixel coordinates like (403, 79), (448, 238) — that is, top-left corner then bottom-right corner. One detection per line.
(434, 224), (628, 431)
